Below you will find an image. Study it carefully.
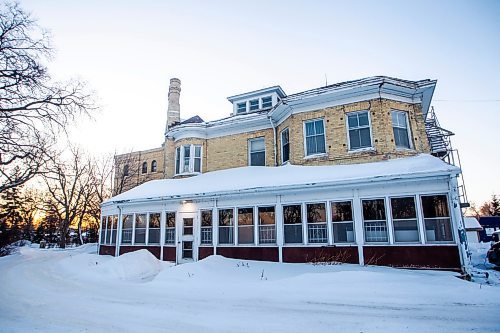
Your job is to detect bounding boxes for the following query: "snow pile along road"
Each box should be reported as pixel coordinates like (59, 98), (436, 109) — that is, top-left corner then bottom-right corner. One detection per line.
(0, 244), (499, 333)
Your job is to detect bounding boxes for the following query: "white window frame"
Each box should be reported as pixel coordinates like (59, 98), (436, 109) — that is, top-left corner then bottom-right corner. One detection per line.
(306, 202), (328, 244)
(121, 213), (134, 245)
(303, 118), (327, 157)
(346, 110), (373, 152)
(330, 200), (356, 244)
(147, 212), (161, 245)
(389, 196), (420, 243)
(248, 137), (266, 166)
(164, 211), (176, 245)
(258, 206), (276, 245)
(280, 128), (290, 164)
(175, 144), (203, 175)
(282, 203), (304, 245)
(237, 206), (255, 245)
(420, 193), (454, 243)
(361, 197), (389, 243)
(391, 110), (413, 149)
(134, 213), (147, 245)
(199, 209), (213, 246)
(218, 207), (235, 245)
(236, 102), (247, 114)
(249, 99), (259, 111)
(261, 96), (273, 109)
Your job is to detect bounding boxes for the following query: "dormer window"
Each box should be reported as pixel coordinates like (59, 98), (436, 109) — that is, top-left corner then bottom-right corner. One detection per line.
(262, 96), (272, 109)
(249, 99), (259, 111)
(237, 102), (246, 114)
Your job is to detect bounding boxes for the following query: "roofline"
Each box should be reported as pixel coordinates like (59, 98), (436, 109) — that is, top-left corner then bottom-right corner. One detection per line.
(102, 168), (457, 207)
(227, 85), (286, 102)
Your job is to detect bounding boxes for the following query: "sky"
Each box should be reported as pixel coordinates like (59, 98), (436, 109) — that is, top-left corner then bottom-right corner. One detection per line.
(20, 0), (500, 205)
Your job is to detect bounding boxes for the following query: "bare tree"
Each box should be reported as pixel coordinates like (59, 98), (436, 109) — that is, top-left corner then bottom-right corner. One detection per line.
(0, 2), (94, 193)
(43, 148), (93, 248)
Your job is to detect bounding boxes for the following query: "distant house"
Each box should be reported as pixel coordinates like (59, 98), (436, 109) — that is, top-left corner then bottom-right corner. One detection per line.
(463, 217), (482, 243)
(100, 76), (470, 272)
(478, 216), (500, 242)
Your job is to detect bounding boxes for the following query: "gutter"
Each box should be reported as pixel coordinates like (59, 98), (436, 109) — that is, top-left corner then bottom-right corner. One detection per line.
(268, 115), (278, 166)
(101, 169), (459, 208)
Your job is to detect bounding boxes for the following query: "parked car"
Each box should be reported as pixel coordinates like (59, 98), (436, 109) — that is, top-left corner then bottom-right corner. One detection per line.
(487, 230), (500, 267)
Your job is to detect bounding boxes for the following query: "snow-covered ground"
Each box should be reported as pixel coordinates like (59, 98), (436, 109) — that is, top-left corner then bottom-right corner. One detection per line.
(1, 244), (499, 333)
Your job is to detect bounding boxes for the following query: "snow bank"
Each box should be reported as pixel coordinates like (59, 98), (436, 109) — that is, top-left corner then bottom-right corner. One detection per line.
(105, 154), (459, 203)
(98, 249), (162, 282)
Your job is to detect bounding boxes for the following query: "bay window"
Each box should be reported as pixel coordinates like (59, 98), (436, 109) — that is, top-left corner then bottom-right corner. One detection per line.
(175, 144), (202, 175)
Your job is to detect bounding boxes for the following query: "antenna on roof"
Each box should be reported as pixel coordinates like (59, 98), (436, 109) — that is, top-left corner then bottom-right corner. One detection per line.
(325, 73), (328, 86)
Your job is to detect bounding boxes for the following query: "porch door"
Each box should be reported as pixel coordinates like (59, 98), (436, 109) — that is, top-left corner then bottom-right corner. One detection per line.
(177, 212), (197, 263)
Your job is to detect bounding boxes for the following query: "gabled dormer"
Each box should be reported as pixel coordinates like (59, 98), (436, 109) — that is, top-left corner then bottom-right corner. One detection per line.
(227, 86), (286, 116)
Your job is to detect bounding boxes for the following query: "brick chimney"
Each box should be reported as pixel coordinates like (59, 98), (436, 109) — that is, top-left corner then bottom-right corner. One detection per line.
(166, 78), (181, 131)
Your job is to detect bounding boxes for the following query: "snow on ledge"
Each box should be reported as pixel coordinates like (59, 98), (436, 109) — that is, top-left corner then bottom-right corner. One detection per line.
(105, 154), (459, 205)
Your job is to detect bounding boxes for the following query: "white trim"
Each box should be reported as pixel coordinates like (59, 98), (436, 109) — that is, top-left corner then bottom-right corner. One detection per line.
(388, 196), (421, 244)
(391, 110), (413, 150)
(303, 118), (327, 157)
(175, 144), (203, 176)
(346, 110), (374, 152)
(248, 137), (266, 166)
(360, 197), (389, 244)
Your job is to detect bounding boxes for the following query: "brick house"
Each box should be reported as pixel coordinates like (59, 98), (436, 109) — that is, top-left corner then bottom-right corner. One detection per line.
(101, 76), (469, 271)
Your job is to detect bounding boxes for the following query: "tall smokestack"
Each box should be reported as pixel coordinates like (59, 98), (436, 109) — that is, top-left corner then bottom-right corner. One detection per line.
(166, 78), (181, 131)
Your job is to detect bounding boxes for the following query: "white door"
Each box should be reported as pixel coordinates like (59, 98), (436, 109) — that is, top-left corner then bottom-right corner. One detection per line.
(177, 212), (197, 263)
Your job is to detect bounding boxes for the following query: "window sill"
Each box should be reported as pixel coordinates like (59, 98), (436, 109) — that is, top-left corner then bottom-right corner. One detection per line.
(395, 147), (415, 152)
(348, 147), (375, 154)
(174, 171), (201, 177)
(303, 153), (328, 160)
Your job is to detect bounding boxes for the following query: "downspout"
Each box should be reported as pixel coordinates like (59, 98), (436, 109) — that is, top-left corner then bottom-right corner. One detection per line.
(268, 115), (278, 166)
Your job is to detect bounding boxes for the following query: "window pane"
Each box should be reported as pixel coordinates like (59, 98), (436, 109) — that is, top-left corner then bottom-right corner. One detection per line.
(391, 111), (398, 124)
(262, 96), (272, 108)
(348, 114), (358, 128)
(283, 205), (301, 224)
(183, 218), (193, 235)
(238, 208), (254, 225)
(333, 222), (355, 243)
(315, 120), (324, 134)
(358, 112), (369, 126)
(195, 146), (202, 157)
(363, 199), (388, 243)
(305, 121), (315, 136)
(149, 213), (161, 228)
(166, 212), (176, 228)
(142, 162), (147, 174)
(284, 224), (303, 243)
(135, 228), (146, 244)
(250, 138), (265, 151)
(194, 157), (201, 172)
(218, 226), (234, 244)
(306, 203), (326, 223)
(425, 218), (453, 242)
(201, 210), (212, 226)
(393, 219), (419, 242)
(238, 226), (254, 244)
(175, 148), (180, 174)
(123, 214), (133, 229)
(316, 134), (326, 153)
(391, 197), (416, 219)
(250, 99), (259, 110)
(363, 199), (386, 220)
(349, 129), (361, 150)
(219, 209), (234, 226)
(100, 217), (106, 244)
(237, 102), (246, 113)
(251, 151), (265, 166)
(421, 195), (449, 218)
(148, 229), (160, 244)
(308, 224), (327, 243)
(359, 128), (371, 148)
(364, 221), (388, 242)
(258, 206), (275, 225)
(394, 127), (409, 148)
(332, 201), (353, 222)
(135, 214), (147, 228)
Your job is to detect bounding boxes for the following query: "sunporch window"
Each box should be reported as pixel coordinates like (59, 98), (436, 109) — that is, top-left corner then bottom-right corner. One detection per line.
(331, 201), (355, 243)
(134, 214), (147, 244)
(165, 212), (176, 245)
(306, 203), (327, 243)
(283, 204), (303, 244)
(391, 197), (419, 242)
(421, 195), (453, 242)
(238, 207), (254, 244)
(148, 212), (161, 244)
(121, 214), (133, 244)
(218, 208), (234, 244)
(362, 199), (388, 242)
(258, 206), (276, 244)
(200, 210), (213, 245)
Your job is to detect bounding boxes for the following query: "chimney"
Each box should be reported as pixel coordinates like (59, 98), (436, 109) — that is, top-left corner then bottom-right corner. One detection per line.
(166, 78), (181, 130)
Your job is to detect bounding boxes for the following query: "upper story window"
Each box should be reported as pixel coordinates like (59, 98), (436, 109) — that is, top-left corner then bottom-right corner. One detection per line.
(304, 119), (326, 156)
(123, 164), (129, 177)
(392, 110), (411, 149)
(175, 144), (202, 175)
(281, 128), (290, 164)
(249, 99), (259, 111)
(347, 111), (372, 151)
(249, 137), (265, 166)
(142, 161), (147, 174)
(151, 160), (157, 172)
(237, 102), (246, 114)
(262, 96), (272, 109)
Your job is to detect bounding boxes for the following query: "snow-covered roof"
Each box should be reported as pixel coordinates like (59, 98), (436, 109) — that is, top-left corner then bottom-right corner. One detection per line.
(104, 154), (459, 205)
(464, 217), (482, 230)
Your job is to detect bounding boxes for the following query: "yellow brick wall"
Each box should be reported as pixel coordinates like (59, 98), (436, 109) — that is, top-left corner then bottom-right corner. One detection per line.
(276, 98), (431, 166)
(206, 129), (275, 172)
